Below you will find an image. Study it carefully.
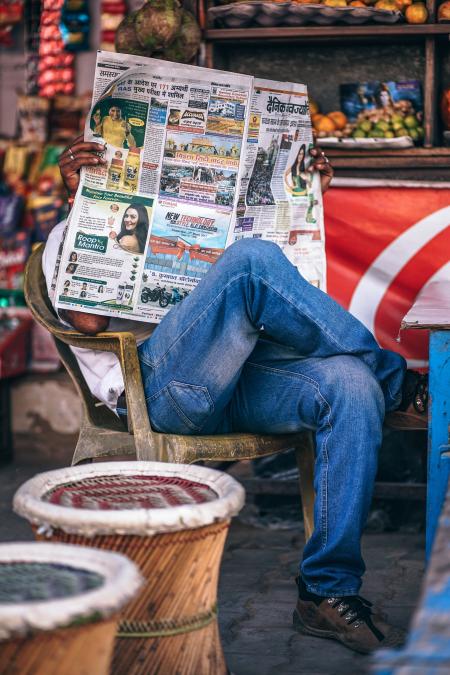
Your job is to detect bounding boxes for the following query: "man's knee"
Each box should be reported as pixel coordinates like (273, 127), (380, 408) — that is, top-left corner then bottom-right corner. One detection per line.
(319, 356), (385, 420)
(225, 237), (288, 273)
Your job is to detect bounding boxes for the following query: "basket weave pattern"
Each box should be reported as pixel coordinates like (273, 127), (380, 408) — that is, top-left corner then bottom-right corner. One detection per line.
(36, 520), (230, 675)
(0, 618), (117, 675)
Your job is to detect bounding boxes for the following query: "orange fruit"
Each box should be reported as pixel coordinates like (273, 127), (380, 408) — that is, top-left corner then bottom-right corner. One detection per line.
(438, 0), (450, 19)
(328, 111), (348, 130)
(314, 116), (337, 134)
(405, 1), (428, 21)
(395, 0), (412, 9)
(349, 1), (366, 6)
(323, 0), (347, 7)
(375, 0), (398, 9)
(312, 113), (325, 127)
(309, 98), (320, 115)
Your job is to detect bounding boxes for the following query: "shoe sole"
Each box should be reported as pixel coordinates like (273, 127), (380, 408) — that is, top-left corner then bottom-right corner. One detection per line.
(292, 609), (371, 655)
(385, 410), (427, 430)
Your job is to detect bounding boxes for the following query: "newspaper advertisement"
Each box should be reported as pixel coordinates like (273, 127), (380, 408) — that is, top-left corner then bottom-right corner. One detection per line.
(232, 78), (325, 289)
(55, 52), (325, 323)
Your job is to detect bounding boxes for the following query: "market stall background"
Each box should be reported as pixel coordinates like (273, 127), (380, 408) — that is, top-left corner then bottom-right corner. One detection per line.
(0, 0), (448, 467)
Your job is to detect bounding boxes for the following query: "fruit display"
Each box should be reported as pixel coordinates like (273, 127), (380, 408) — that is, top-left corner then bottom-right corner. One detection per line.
(209, 0), (431, 27)
(349, 103), (423, 141)
(115, 1), (201, 63)
(209, 1), (404, 26)
(311, 84), (424, 146)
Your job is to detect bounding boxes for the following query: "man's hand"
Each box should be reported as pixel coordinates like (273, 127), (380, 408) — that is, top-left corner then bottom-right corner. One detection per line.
(308, 147), (334, 193)
(58, 135), (107, 198)
(59, 309), (110, 335)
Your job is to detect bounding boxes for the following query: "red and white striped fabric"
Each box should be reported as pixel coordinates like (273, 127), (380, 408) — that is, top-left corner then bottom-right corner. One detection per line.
(324, 182), (450, 368)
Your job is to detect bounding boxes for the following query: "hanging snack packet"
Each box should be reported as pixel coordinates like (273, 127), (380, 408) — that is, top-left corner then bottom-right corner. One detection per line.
(60, 0), (90, 51)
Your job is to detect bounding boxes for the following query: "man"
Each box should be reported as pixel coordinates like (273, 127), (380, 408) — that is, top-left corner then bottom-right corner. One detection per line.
(93, 105), (136, 149)
(48, 136), (427, 655)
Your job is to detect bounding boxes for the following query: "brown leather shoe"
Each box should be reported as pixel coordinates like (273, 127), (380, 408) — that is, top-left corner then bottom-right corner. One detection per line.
(293, 578), (406, 655)
(386, 370), (428, 430)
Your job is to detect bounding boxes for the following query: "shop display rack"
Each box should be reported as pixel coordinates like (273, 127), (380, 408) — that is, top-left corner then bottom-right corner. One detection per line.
(200, 0), (450, 170)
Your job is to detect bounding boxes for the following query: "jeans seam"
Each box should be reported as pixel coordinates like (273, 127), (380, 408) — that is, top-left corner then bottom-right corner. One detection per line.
(145, 382), (214, 432)
(386, 379), (396, 404)
(139, 351), (154, 368)
(253, 274), (350, 354)
(244, 361), (319, 389)
(314, 384), (332, 552)
(245, 361), (331, 551)
(167, 391), (202, 432)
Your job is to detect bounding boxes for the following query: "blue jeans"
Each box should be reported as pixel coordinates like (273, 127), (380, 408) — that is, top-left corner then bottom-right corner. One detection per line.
(137, 238), (406, 597)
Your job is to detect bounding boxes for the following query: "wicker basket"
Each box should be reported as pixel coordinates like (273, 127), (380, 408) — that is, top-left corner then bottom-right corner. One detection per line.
(14, 462), (245, 675)
(0, 542), (142, 675)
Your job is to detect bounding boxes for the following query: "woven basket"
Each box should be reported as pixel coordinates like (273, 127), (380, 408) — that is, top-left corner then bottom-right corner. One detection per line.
(14, 462), (245, 675)
(0, 542), (142, 675)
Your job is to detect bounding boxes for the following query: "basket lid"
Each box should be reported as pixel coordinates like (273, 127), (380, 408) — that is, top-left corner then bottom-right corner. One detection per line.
(13, 461), (245, 537)
(0, 542), (143, 641)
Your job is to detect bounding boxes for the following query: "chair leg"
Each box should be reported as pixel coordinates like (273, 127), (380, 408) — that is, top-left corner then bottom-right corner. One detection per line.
(71, 418), (137, 465)
(295, 432), (315, 543)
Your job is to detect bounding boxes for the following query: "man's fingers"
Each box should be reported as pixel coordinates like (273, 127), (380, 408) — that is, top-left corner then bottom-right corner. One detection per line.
(72, 141), (106, 153)
(59, 150), (107, 165)
(314, 162), (332, 171)
(59, 155), (106, 173)
(309, 158), (333, 172)
(63, 134), (83, 151)
(60, 141), (105, 159)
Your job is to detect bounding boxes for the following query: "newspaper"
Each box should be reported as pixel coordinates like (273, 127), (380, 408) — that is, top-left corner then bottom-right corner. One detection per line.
(55, 51), (325, 323)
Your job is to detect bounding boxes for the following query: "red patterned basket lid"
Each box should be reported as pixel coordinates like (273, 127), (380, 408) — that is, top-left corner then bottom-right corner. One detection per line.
(13, 462), (246, 537)
(43, 474), (218, 511)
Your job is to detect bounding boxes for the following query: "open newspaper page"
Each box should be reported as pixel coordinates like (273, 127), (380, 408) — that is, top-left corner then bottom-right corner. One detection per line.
(231, 78), (326, 290)
(55, 52), (253, 322)
(55, 54), (326, 323)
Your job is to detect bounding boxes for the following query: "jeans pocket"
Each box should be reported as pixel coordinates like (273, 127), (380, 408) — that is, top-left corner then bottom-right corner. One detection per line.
(148, 380), (214, 434)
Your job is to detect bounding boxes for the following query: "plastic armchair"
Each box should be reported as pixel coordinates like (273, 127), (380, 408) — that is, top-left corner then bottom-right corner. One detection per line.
(24, 244), (316, 540)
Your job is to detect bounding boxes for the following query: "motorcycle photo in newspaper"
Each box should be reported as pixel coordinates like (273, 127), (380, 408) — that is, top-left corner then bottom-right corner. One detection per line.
(140, 283), (189, 308)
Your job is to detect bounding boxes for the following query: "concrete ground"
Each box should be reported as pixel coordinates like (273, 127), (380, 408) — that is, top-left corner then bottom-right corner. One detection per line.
(0, 462), (425, 675)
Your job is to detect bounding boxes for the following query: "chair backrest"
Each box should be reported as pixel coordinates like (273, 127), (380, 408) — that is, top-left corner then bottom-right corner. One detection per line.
(24, 245), (63, 334)
(24, 245), (120, 429)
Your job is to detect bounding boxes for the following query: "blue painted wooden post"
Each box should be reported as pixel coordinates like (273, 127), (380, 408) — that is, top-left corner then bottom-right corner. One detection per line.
(372, 472), (450, 674)
(426, 330), (450, 560)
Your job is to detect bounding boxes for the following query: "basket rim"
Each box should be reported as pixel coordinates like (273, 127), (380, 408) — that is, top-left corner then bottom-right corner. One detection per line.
(13, 461), (245, 537)
(0, 542), (143, 641)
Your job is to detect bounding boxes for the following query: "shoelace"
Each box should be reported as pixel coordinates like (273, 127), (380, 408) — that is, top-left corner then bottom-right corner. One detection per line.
(414, 375), (428, 413)
(327, 595), (384, 641)
(399, 371), (428, 414)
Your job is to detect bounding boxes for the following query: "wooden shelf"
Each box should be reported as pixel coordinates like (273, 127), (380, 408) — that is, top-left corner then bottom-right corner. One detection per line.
(325, 146), (450, 168)
(201, 0), (447, 165)
(205, 23), (450, 43)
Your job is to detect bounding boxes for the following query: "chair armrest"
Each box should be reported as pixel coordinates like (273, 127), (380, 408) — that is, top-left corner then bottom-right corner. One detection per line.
(114, 332), (164, 462)
(55, 327), (162, 461)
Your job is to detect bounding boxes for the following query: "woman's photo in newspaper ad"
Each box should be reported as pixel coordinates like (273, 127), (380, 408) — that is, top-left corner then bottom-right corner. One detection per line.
(109, 202), (150, 254)
(90, 97), (148, 149)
